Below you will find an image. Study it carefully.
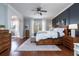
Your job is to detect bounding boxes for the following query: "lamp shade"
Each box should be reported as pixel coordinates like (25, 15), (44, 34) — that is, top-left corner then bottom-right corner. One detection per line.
(49, 24), (52, 28)
(69, 24), (78, 29)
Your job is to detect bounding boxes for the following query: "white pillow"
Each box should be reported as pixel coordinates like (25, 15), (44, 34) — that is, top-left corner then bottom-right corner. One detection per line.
(53, 28), (64, 33)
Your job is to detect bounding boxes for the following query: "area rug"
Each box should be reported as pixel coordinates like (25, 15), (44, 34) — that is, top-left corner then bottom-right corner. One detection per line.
(16, 38), (61, 51)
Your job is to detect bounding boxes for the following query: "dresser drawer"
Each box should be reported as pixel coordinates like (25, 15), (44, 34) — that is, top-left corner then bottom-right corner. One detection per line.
(0, 43), (9, 49)
(0, 30), (9, 33)
(0, 43), (10, 53)
(63, 41), (73, 49)
(3, 35), (10, 37)
(0, 35), (10, 39)
(63, 37), (73, 50)
(67, 37), (73, 41)
(0, 45), (3, 50)
(2, 40), (9, 44)
(64, 37), (73, 42)
(64, 40), (73, 44)
(1, 42), (10, 48)
(0, 41), (2, 44)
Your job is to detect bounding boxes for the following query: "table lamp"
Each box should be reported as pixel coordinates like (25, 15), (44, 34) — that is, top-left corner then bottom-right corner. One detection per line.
(69, 24), (78, 37)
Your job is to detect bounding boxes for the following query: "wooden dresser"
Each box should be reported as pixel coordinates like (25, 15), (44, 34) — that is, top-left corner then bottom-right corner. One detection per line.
(0, 30), (11, 54)
(63, 36), (74, 50)
(24, 30), (29, 39)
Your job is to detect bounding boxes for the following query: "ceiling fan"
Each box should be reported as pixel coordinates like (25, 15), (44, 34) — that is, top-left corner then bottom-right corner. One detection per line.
(32, 7), (47, 15)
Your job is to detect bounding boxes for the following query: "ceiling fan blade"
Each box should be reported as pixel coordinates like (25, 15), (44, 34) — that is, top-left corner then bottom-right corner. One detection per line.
(41, 10), (47, 12)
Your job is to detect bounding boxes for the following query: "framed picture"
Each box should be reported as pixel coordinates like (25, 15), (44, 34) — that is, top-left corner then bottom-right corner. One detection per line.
(61, 18), (66, 25)
(25, 25), (29, 30)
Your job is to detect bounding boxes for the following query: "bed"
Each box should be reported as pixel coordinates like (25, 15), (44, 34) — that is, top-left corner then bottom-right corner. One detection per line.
(36, 27), (68, 45)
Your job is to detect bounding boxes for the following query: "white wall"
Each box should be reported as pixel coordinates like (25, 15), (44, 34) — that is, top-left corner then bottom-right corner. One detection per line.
(0, 3), (52, 38)
(0, 4), (8, 28)
(24, 18), (52, 37)
(0, 4), (24, 38)
(24, 17), (32, 37)
(46, 19), (52, 30)
(42, 19), (46, 31)
(42, 19), (52, 31)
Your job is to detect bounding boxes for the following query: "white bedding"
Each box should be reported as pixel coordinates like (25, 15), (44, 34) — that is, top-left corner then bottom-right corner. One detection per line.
(36, 28), (65, 41)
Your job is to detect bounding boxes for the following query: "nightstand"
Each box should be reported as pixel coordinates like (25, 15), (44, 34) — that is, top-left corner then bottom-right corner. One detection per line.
(73, 37), (79, 43)
(74, 43), (79, 56)
(63, 36), (74, 50)
(63, 36), (79, 50)
(24, 30), (29, 39)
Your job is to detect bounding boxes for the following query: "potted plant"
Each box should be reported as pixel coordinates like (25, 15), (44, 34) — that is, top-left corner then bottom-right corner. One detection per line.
(0, 25), (5, 30)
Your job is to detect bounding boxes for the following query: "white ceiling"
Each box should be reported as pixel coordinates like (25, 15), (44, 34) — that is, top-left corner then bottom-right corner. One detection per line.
(9, 3), (73, 19)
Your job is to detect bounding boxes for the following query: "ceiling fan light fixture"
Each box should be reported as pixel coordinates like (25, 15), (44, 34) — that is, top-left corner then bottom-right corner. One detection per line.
(32, 6), (47, 16)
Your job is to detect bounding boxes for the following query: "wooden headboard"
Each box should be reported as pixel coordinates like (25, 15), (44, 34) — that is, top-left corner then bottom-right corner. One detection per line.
(52, 25), (70, 37)
(63, 26), (70, 37)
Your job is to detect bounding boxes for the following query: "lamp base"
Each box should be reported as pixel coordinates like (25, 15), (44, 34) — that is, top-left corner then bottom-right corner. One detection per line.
(71, 29), (75, 37)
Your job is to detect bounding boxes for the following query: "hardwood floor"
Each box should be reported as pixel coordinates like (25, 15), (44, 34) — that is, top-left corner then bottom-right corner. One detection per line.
(0, 38), (74, 56)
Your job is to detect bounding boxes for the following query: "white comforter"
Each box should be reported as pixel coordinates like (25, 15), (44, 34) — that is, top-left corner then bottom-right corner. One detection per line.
(36, 28), (64, 41)
(36, 31), (58, 41)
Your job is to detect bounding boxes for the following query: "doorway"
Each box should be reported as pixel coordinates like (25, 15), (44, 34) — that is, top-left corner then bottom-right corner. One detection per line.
(11, 16), (20, 38)
(33, 19), (42, 36)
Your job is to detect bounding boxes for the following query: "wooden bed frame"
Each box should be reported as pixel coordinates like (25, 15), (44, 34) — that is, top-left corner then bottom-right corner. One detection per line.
(36, 26), (69, 45)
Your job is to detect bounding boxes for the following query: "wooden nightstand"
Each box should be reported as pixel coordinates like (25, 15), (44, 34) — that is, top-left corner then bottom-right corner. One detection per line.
(73, 37), (79, 43)
(73, 37), (79, 56)
(74, 43), (79, 56)
(24, 30), (29, 39)
(63, 36), (79, 50)
(63, 36), (74, 50)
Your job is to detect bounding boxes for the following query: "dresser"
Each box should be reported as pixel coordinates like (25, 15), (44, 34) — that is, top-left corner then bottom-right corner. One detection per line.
(63, 36), (74, 50)
(24, 30), (29, 39)
(0, 30), (11, 54)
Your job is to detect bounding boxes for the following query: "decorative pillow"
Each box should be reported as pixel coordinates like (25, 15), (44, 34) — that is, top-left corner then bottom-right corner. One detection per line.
(37, 31), (47, 34)
(53, 28), (64, 33)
